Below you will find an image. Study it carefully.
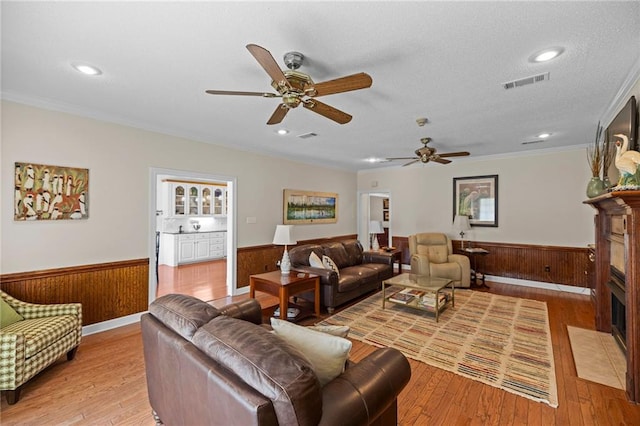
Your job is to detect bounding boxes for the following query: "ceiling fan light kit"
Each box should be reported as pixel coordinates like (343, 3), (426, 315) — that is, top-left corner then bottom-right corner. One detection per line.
(205, 44), (372, 125)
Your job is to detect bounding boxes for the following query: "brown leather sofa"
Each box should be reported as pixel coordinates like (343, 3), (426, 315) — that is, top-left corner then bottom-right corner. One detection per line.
(288, 239), (394, 313)
(141, 294), (411, 426)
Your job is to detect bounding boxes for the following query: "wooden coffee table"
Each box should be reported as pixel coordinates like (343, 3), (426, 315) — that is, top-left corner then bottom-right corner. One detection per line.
(249, 270), (320, 321)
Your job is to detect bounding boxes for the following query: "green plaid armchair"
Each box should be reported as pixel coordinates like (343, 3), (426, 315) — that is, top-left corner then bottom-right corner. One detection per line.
(0, 290), (82, 404)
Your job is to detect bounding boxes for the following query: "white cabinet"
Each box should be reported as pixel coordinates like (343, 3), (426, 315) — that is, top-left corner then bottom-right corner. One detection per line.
(166, 183), (226, 217)
(161, 231), (227, 266)
(209, 232), (226, 258)
(194, 234), (211, 260)
(171, 184), (187, 216)
(178, 234), (196, 263)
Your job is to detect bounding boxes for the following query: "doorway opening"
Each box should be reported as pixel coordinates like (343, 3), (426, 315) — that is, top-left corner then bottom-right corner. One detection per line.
(358, 190), (391, 251)
(149, 167), (236, 304)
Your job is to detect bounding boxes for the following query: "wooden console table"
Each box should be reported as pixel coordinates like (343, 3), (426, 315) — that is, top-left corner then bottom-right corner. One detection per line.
(584, 191), (640, 403)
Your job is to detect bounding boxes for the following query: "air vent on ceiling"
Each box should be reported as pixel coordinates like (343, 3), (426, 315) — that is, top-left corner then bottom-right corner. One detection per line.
(522, 139), (546, 145)
(297, 132), (318, 139)
(503, 72), (550, 90)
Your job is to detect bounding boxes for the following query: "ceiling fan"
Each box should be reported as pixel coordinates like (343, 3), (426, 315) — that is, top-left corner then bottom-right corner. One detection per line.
(205, 44), (372, 125)
(386, 137), (470, 166)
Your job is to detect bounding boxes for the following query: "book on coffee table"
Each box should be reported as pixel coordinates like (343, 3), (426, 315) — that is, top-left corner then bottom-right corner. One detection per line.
(388, 292), (415, 304)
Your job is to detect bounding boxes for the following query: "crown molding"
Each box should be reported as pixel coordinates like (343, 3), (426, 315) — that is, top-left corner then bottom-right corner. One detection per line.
(600, 55), (640, 127)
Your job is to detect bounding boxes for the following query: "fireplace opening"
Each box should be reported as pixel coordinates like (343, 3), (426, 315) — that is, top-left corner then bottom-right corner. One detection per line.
(608, 267), (626, 354)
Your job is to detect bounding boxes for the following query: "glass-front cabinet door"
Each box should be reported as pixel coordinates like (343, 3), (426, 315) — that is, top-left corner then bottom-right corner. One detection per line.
(173, 184), (186, 216)
(214, 188), (223, 215)
(188, 186), (199, 215)
(202, 187), (212, 215)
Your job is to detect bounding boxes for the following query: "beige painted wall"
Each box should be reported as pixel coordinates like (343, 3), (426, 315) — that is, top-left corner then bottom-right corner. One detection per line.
(1, 101), (357, 274)
(358, 147), (595, 247)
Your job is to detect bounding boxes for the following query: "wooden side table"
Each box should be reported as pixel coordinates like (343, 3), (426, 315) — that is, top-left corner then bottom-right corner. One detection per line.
(249, 271), (320, 321)
(462, 247), (489, 288)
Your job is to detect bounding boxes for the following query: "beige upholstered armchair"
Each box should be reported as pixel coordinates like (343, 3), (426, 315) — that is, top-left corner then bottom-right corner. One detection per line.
(0, 290), (82, 404)
(408, 233), (471, 288)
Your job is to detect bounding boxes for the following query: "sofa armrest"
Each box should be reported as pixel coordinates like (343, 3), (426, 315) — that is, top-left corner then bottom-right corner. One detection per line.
(319, 347), (411, 426)
(448, 253), (471, 287)
(292, 266), (338, 286)
(217, 298), (263, 325)
(3, 293), (82, 321)
(410, 253), (431, 276)
(362, 251), (394, 266)
(0, 333), (25, 387)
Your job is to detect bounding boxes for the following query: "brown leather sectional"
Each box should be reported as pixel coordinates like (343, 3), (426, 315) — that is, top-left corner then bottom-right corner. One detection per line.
(288, 239), (394, 313)
(141, 294), (411, 425)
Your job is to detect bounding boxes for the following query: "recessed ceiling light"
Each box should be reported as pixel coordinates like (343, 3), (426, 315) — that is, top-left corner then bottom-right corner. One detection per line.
(530, 47), (564, 63)
(537, 132), (552, 138)
(72, 62), (102, 76)
(276, 129), (289, 135)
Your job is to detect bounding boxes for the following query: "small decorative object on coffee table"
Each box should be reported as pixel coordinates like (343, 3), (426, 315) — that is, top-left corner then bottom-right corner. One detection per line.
(249, 270), (320, 322)
(382, 273), (453, 322)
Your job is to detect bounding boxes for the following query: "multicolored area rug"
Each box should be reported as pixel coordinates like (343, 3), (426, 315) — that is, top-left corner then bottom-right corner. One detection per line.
(318, 288), (558, 407)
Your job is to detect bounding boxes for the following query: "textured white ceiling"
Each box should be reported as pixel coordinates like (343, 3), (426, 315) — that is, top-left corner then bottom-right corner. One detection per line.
(2, 1), (640, 171)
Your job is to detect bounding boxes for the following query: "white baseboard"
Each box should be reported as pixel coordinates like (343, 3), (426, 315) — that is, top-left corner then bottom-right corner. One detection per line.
(82, 312), (145, 336)
(234, 286), (249, 296)
(485, 275), (591, 295)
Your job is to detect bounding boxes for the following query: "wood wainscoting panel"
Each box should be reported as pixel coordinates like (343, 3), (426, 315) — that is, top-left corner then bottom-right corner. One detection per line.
(0, 259), (149, 326)
(396, 235), (589, 288)
(452, 240), (590, 287)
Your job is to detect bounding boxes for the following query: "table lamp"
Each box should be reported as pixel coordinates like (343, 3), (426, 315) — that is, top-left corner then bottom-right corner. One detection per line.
(453, 214), (471, 249)
(369, 220), (384, 250)
(273, 225), (297, 274)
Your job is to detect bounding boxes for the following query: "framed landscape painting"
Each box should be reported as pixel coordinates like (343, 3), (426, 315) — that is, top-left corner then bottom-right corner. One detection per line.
(283, 189), (337, 224)
(453, 175), (498, 227)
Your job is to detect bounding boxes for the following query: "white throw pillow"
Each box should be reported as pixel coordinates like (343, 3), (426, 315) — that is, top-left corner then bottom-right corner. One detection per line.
(307, 324), (350, 338)
(270, 318), (352, 386)
(309, 251), (324, 269)
(322, 255), (340, 278)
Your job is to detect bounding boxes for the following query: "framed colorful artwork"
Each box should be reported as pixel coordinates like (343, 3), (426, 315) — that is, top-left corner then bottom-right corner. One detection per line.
(283, 189), (337, 224)
(452, 174), (498, 227)
(14, 162), (89, 221)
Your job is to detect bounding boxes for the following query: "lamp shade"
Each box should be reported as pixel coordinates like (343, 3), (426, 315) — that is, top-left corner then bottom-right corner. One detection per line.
(453, 215), (471, 232)
(369, 220), (384, 234)
(273, 225), (297, 245)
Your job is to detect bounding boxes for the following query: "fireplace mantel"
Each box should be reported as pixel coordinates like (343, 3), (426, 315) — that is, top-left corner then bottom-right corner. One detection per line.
(584, 190), (640, 403)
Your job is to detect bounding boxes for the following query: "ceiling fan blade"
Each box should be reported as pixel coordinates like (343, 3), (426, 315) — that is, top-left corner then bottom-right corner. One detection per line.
(402, 159), (420, 167)
(302, 99), (352, 124)
(246, 44), (291, 89)
(438, 151), (470, 158)
(432, 157), (452, 164)
(267, 104), (289, 125)
(205, 89), (278, 98)
(311, 72), (373, 97)
(386, 157), (418, 161)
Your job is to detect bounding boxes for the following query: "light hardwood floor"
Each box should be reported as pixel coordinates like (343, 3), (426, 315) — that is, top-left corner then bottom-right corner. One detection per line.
(2, 263), (640, 425)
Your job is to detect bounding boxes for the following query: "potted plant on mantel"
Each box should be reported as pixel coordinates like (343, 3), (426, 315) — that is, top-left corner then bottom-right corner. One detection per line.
(586, 122), (606, 198)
